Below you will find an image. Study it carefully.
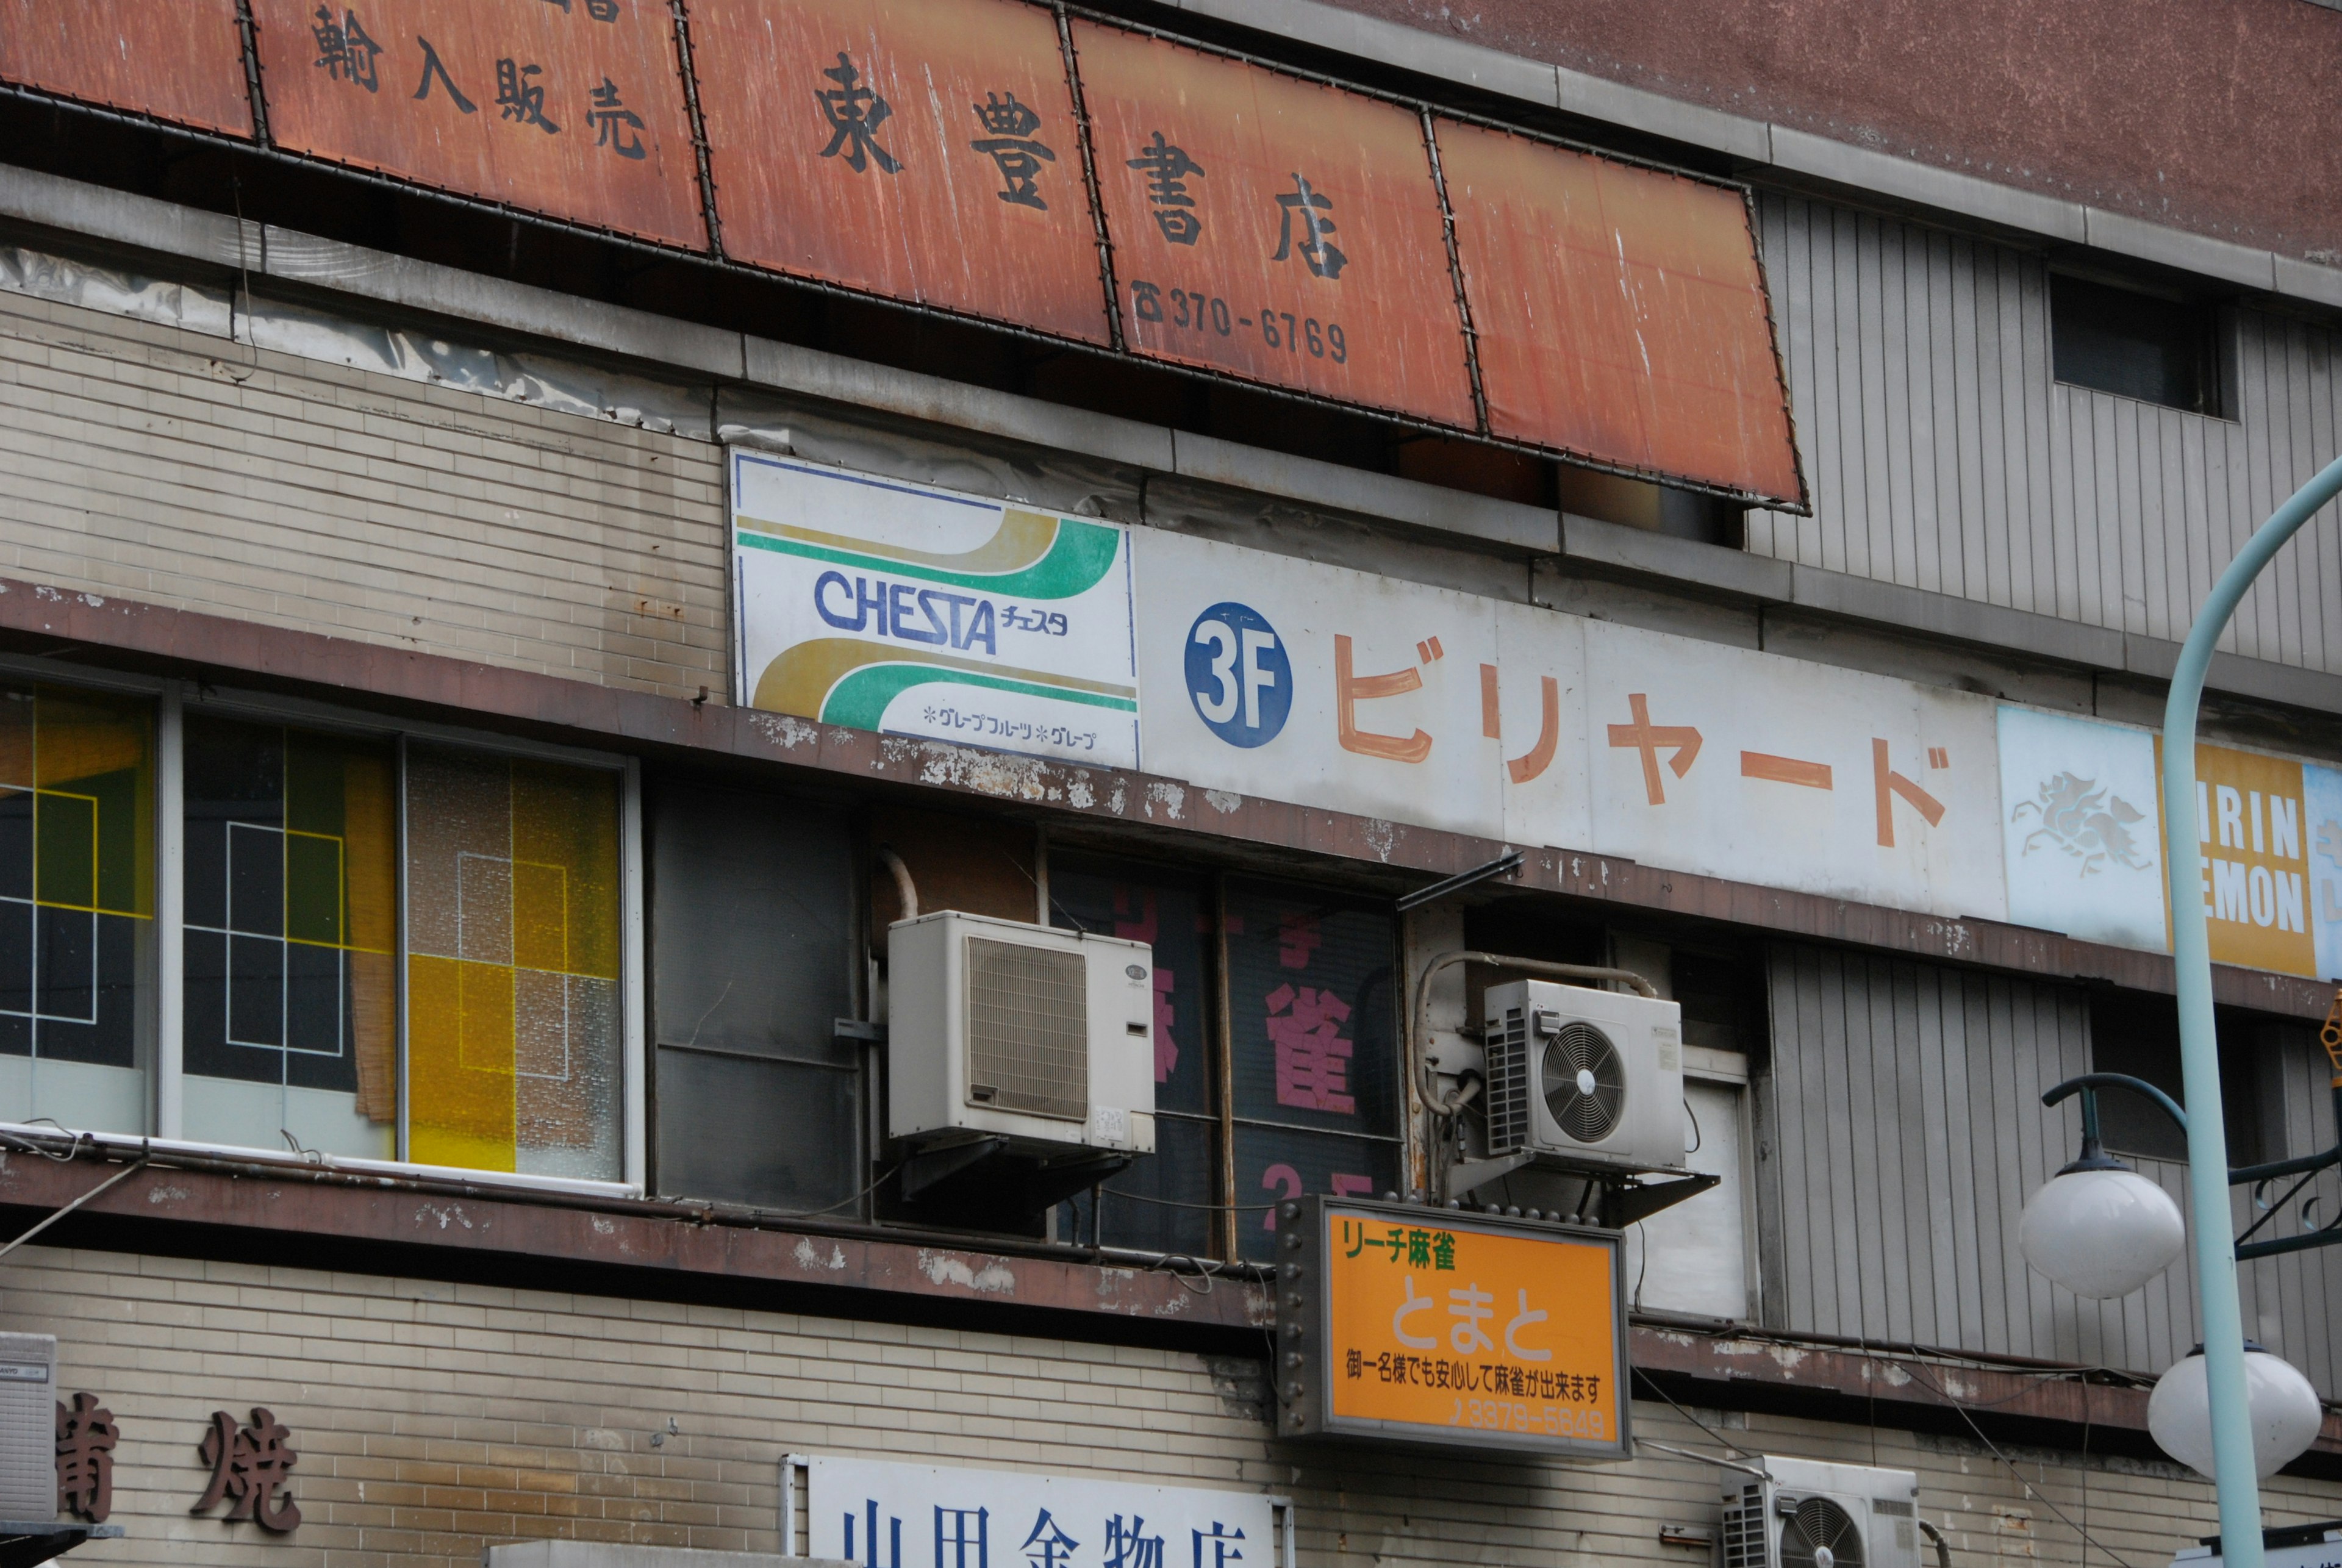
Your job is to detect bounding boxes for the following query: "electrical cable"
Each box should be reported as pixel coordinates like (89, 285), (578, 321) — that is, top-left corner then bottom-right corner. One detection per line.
(761, 1163), (901, 1220)
(1101, 1190), (1277, 1212)
(1631, 1365), (1754, 1459)
(1888, 1355), (2140, 1568)
(0, 1150), (151, 1266)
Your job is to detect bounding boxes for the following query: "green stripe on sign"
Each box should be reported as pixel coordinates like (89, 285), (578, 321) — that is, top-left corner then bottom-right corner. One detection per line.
(737, 518), (1122, 600)
(821, 664), (1139, 732)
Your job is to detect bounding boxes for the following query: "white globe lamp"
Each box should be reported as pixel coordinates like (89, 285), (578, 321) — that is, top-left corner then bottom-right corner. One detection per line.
(2148, 1343), (2326, 1480)
(2017, 1148), (2186, 1300)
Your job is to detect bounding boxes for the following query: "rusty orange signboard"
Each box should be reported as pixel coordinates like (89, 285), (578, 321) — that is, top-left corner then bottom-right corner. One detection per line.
(249, 0), (706, 248)
(1073, 21), (1477, 430)
(692, 0), (1111, 344)
(24, 0), (1806, 507)
(1275, 1195), (1629, 1455)
(1438, 120), (1803, 506)
(0, 0), (252, 137)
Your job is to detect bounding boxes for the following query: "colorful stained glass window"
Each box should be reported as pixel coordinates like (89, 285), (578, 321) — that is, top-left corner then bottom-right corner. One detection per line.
(182, 716), (397, 1158)
(0, 686), (154, 1136)
(405, 745), (623, 1179)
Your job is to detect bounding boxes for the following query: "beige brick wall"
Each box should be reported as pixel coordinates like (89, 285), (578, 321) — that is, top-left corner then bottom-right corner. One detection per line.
(0, 290), (729, 702)
(4, 1244), (2338, 1568)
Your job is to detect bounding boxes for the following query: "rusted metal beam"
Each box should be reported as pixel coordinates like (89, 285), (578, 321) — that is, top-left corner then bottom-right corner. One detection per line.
(0, 575), (2326, 1017)
(2, 1146), (2333, 1473)
(0, 1147), (1270, 1337)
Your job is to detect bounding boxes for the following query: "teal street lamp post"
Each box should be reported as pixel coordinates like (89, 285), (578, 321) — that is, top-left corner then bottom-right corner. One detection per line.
(2160, 452), (2342, 1568)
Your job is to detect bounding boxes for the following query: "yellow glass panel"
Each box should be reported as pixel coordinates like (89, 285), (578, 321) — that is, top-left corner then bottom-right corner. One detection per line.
(406, 954), (517, 1172)
(512, 861), (569, 973)
(34, 686), (151, 918)
(405, 745), (621, 1178)
(514, 762), (620, 981)
(0, 692), (30, 792)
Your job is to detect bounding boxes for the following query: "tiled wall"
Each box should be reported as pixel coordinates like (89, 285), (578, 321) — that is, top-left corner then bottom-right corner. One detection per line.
(7, 1244), (2338, 1568)
(0, 289), (728, 702)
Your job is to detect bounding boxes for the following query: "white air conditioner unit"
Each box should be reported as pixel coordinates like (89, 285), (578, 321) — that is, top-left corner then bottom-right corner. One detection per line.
(1481, 979), (1685, 1175)
(0, 1333), (55, 1520)
(1722, 1457), (1923, 1568)
(887, 911), (1156, 1155)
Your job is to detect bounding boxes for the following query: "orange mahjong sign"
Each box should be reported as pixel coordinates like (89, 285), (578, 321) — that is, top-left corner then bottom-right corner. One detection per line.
(1278, 1195), (1628, 1456)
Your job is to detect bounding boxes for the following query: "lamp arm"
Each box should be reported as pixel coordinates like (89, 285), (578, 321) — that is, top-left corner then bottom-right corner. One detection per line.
(2042, 1073), (2188, 1134)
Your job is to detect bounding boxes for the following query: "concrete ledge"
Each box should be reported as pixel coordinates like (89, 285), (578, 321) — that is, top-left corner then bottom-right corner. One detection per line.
(1171, 431), (1557, 554)
(0, 163), (258, 273)
(742, 335), (1175, 474)
(1787, 563), (2130, 671)
(2082, 209), (2279, 293)
(2276, 255), (2342, 312)
(1173, 0), (1562, 107)
(1555, 66), (1772, 163)
(1769, 127), (2088, 245)
(261, 226), (748, 381)
(1562, 513), (1793, 601)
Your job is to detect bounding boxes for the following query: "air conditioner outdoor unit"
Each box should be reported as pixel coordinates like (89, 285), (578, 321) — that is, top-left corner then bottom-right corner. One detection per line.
(1722, 1456), (1923, 1568)
(887, 911), (1156, 1156)
(1481, 979), (1686, 1175)
(0, 1333), (55, 1520)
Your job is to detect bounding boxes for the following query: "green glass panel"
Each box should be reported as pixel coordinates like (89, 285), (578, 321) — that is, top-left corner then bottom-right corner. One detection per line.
(285, 832), (345, 947)
(35, 790), (95, 909)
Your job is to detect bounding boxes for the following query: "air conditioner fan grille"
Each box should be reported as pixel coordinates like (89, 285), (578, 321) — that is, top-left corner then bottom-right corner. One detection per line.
(1541, 1020), (1626, 1142)
(1780, 1497), (1864, 1568)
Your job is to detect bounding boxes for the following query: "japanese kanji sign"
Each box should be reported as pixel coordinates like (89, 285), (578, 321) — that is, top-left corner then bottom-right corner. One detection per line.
(798, 1455), (1287, 1568)
(192, 1406), (302, 1531)
(249, 0), (706, 247)
(691, 0), (1111, 343)
(0, 0), (253, 136)
(1436, 119), (1802, 506)
(1071, 19), (1477, 430)
(56, 1392), (118, 1523)
(1277, 1195), (1627, 1456)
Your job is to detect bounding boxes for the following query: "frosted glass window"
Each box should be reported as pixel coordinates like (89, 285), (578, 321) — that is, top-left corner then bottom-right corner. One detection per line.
(182, 717), (396, 1159)
(406, 745), (622, 1180)
(0, 686), (153, 1136)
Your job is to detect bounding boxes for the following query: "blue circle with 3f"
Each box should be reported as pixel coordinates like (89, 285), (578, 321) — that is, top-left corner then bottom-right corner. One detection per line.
(1184, 602), (1291, 748)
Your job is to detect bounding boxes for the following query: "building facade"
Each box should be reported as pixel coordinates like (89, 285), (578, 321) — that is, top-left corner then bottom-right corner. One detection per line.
(0, 1), (2339, 1565)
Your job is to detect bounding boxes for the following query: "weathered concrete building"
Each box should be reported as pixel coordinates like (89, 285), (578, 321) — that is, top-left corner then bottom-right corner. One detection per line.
(0, 1), (2338, 1566)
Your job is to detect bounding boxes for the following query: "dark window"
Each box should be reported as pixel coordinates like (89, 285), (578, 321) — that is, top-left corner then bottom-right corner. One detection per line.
(649, 779), (859, 1211)
(2087, 988), (2265, 1163)
(1051, 862), (1401, 1262)
(2052, 274), (2224, 415)
(1050, 859), (1217, 1258)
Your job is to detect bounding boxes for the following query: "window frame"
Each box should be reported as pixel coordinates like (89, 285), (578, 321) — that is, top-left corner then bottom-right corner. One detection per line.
(0, 657), (649, 1200)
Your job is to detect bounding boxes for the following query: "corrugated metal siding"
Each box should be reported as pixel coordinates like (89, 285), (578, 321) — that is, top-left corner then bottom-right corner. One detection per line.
(1746, 195), (2342, 673)
(1758, 943), (2342, 1394)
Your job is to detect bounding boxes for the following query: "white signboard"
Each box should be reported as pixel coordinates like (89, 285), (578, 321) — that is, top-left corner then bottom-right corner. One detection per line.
(725, 453), (2342, 981)
(795, 1455), (1286, 1568)
(732, 453), (1139, 768)
(1130, 528), (2002, 922)
(1997, 706), (2165, 951)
